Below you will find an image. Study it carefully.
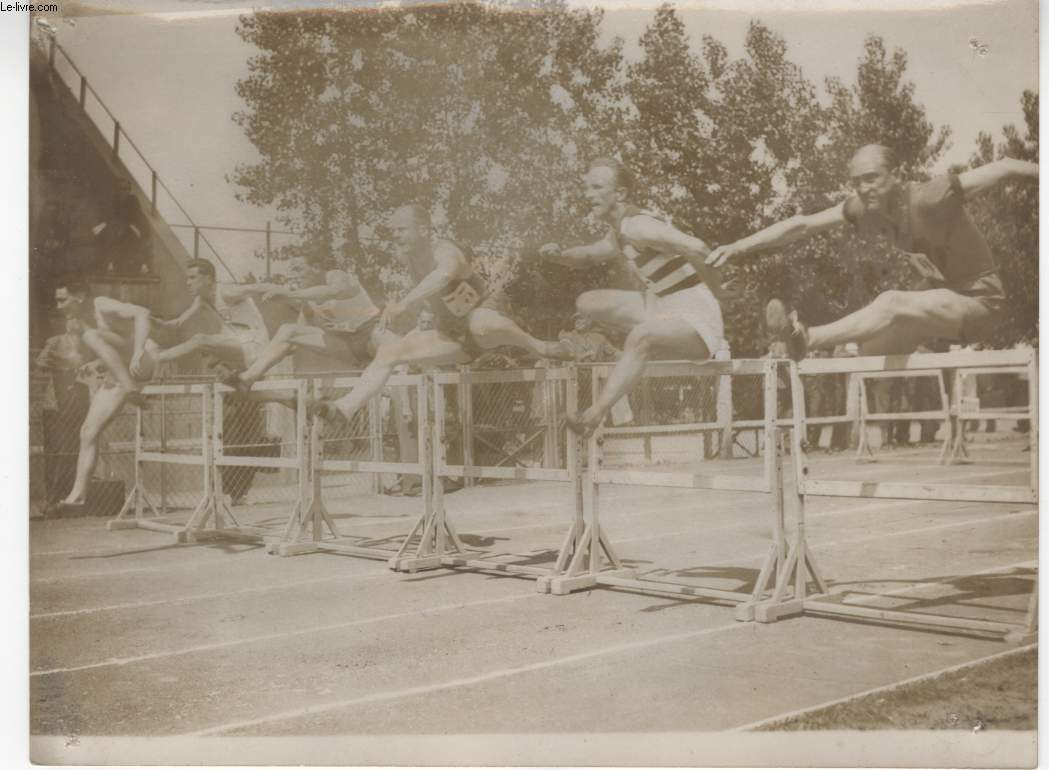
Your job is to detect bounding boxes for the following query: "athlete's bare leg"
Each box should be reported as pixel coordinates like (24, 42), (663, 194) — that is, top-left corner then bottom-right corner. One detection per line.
(466, 308), (573, 359)
(61, 384), (130, 505)
(803, 289), (992, 355)
(576, 289), (646, 332)
(570, 317), (711, 436)
(155, 333), (247, 368)
(318, 330), (471, 423)
(234, 323), (354, 389)
(81, 328), (139, 393)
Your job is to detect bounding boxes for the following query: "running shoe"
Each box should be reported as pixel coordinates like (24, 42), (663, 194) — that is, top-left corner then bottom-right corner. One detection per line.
(765, 298), (809, 362)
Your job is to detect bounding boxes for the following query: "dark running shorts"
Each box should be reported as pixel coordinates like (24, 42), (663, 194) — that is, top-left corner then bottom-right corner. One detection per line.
(433, 291), (511, 361)
(325, 315), (380, 365)
(952, 272), (1006, 343)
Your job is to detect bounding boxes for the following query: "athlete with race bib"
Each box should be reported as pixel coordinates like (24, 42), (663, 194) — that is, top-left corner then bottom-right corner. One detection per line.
(311, 204), (571, 423)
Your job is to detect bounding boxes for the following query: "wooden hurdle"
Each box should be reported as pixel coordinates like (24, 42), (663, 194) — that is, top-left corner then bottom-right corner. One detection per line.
(539, 358), (791, 621)
(107, 382), (218, 543)
(108, 379), (313, 545)
(947, 360), (1036, 464)
(269, 371), (437, 562)
(755, 348), (1038, 642)
(389, 366), (585, 579)
(852, 369), (952, 462)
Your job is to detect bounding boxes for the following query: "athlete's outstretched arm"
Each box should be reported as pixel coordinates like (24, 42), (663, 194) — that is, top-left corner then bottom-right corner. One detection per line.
(619, 215), (710, 261)
(620, 215), (734, 298)
(261, 271), (363, 304)
(400, 242), (470, 307)
(957, 158), (1038, 198)
(152, 296), (202, 330)
(540, 231), (619, 267)
(706, 203), (846, 267)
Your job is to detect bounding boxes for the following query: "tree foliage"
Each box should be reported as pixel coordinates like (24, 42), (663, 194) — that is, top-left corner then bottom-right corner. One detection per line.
(964, 90), (1038, 346)
(232, 2), (1035, 352)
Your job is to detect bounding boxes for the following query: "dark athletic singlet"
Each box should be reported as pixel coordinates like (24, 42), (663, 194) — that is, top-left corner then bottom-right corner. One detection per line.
(411, 239), (489, 331)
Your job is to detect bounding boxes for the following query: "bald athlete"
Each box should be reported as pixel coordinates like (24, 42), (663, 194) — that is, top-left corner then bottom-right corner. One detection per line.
(708, 144), (1038, 359)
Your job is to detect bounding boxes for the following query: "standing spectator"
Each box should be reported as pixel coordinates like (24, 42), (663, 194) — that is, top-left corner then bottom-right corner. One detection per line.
(34, 322), (92, 506)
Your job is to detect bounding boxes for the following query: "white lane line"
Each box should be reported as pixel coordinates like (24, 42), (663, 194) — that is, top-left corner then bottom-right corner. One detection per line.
(28, 498), (897, 619)
(30, 589), (541, 677)
(730, 643), (1038, 732)
(187, 620), (750, 738)
(31, 490), (1035, 620)
(30, 567), (394, 620)
(32, 506), (1036, 675)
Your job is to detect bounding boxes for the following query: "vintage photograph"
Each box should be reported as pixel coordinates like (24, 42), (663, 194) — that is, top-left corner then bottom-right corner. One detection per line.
(25, 0), (1038, 765)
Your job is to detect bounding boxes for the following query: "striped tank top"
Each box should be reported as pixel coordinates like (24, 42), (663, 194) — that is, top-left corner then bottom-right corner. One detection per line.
(614, 205), (706, 297)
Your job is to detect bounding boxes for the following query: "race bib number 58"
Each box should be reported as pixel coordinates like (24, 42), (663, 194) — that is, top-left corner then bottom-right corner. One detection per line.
(441, 281), (481, 318)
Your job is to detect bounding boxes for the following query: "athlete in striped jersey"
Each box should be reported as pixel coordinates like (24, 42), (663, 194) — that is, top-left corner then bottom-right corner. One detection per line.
(541, 156), (731, 437)
(311, 204), (571, 424)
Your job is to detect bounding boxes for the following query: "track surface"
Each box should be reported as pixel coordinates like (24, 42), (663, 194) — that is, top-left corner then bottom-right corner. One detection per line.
(31, 437), (1036, 745)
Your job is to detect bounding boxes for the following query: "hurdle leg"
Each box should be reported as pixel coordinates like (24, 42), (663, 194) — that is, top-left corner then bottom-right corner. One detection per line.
(1005, 579), (1038, 644)
(546, 425), (634, 595)
(390, 375), (459, 572)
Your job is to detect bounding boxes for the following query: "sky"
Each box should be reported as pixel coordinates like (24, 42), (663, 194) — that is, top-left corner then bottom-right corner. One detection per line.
(43, 0), (1039, 278)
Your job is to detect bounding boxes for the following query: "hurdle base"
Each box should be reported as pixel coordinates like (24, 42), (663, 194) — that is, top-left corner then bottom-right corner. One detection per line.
(438, 556), (555, 579)
(542, 568), (637, 596)
(389, 555), (446, 573)
(753, 598), (807, 623)
(269, 541), (324, 557)
(106, 518), (188, 543)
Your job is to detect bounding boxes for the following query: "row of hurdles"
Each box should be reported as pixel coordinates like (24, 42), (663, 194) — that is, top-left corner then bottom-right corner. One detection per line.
(107, 348), (1038, 642)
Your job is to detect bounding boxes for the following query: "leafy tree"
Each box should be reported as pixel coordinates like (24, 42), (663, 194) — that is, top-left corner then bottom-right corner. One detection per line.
(963, 90), (1038, 346)
(232, 1), (627, 334)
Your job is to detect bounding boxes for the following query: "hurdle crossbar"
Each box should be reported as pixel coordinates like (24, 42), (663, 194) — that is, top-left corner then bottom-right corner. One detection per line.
(755, 350), (1037, 641)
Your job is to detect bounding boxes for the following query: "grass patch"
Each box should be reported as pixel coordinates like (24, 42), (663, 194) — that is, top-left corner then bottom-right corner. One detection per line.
(758, 647), (1036, 731)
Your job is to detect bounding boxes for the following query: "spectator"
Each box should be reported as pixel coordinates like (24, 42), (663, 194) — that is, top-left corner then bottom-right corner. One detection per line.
(557, 312), (620, 363)
(35, 322), (91, 506)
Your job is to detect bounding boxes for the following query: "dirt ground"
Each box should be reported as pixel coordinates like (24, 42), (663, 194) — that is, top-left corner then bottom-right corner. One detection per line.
(29, 434), (1037, 765)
